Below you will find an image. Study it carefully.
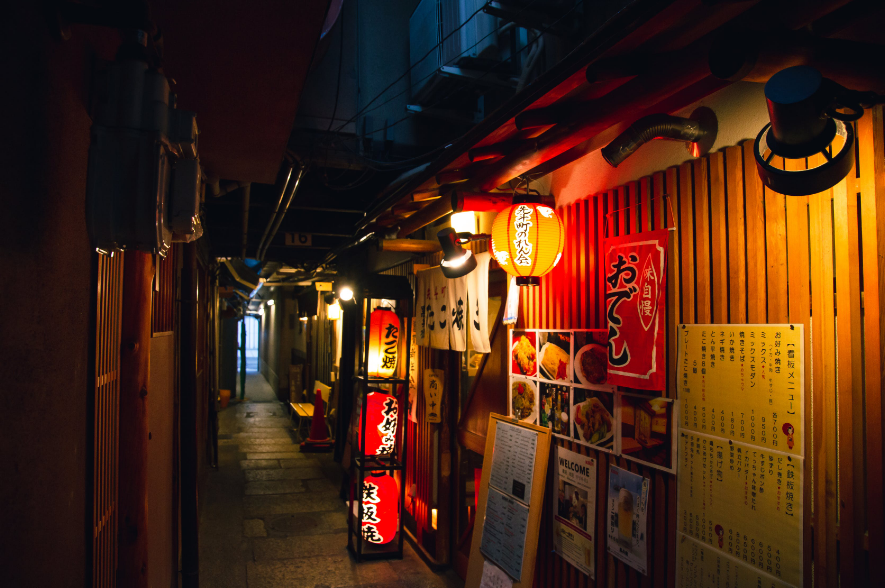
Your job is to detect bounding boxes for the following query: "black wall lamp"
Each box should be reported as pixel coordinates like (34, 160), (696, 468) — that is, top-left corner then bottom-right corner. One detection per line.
(437, 228), (489, 279)
(754, 65), (884, 196)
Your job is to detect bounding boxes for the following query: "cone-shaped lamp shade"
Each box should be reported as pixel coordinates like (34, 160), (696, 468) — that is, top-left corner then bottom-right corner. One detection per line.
(360, 390), (398, 456)
(491, 203), (564, 286)
(367, 309), (400, 378)
(361, 472), (399, 544)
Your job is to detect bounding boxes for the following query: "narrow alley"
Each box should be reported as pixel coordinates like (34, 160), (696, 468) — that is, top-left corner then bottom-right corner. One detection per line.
(201, 374), (462, 588)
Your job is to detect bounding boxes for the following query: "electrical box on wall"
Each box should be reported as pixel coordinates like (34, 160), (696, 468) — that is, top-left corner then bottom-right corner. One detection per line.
(86, 52), (202, 256)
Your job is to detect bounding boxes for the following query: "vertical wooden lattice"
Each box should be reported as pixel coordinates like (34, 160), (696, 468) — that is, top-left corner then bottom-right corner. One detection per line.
(93, 252), (124, 588)
(151, 247), (175, 334)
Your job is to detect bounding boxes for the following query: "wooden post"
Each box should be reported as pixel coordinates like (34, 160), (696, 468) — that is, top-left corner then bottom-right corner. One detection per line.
(117, 251), (154, 587)
(180, 242), (199, 588)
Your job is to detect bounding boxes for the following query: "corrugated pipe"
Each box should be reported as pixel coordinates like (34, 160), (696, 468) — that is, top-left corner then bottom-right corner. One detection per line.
(600, 111), (716, 167)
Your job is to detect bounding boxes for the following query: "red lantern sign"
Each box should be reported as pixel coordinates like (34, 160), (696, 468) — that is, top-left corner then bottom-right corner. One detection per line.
(491, 203), (564, 286)
(361, 472), (399, 544)
(368, 308), (400, 378)
(360, 390), (398, 456)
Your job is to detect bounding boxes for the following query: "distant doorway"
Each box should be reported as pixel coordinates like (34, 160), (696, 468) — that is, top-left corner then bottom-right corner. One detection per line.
(237, 316), (260, 373)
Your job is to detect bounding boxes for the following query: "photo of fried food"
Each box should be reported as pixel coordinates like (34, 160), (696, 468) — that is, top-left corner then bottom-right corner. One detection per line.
(511, 380), (536, 420)
(512, 335), (536, 375)
(540, 342), (569, 380)
(573, 397), (613, 445)
(579, 343), (607, 384)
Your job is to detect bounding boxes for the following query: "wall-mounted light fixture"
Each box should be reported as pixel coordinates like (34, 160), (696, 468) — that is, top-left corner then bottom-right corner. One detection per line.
(328, 301), (341, 320)
(450, 211), (477, 234)
(266, 299), (274, 306)
(338, 285), (354, 302)
(437, 227), (477, 279)
(754, 66), (884, 196)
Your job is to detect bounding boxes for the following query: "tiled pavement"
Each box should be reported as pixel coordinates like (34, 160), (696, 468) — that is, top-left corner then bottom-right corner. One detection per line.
(200, 379), (464, 588)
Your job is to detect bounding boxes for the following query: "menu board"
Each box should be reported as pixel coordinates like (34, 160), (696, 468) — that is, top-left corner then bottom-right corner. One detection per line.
(676, 324), (805, 588)
(678, 325), (804, 456)
(481, 488), (531, 580)
(466, 415), (552, 588)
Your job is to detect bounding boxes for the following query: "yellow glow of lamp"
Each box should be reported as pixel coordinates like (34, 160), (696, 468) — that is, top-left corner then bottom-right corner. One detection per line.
(328, 301), (341, 320)
(490, 202), (564, 286)
(367, 308), (400, 378)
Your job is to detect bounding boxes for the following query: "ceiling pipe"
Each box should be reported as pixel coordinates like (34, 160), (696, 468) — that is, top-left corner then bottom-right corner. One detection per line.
(379, 239), (442, 253)
(255, 162), (294, 258)
(468, 139), (535, 162)
(240, 183), (251, 259)
(257, 156), (305, 261)
(473, 41), (714, 192)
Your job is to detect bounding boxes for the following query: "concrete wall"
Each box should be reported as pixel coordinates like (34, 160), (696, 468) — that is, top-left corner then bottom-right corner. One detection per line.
(552, 82), (770, 205)
(0, 6), (116, 585)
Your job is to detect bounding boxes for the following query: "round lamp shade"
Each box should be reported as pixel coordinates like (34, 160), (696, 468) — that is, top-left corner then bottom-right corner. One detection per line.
(361, 472), (399, 544)
(491, 203), (564, 286)
(367, 309), (400, 378)
(360, 390), (398, 456)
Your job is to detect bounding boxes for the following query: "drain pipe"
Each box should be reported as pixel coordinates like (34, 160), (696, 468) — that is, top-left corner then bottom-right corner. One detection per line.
(600, 108), (718, 167)
(257, 157), (305, 260)
(255, 157), (296, 259)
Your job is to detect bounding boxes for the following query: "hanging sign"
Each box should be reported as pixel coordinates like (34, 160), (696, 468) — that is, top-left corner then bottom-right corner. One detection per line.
(408, 320), (419, 423)
(423, 368), (444, 423)
(604, 229), (668, 390)
(552, 446), (597, 578)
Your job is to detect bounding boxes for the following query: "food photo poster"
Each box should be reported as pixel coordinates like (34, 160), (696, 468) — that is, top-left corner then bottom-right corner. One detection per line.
(606, 465), (649, 575)
(618, 394), (676, 473)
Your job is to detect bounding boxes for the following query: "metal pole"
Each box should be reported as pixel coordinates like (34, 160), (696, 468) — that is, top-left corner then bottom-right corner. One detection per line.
(239, 318), (247, 400)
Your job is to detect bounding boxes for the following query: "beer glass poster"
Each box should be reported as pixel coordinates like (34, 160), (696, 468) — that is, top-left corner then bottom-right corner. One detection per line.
(607, 465), (649, 574)
(552, 446), (597, 578)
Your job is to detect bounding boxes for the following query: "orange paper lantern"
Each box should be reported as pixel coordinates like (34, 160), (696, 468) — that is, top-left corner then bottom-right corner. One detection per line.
(367, 308), (400, 378)
(491, 203), (564, 286)
(361, 472), (399, 544)
(360, 390), (398, 456)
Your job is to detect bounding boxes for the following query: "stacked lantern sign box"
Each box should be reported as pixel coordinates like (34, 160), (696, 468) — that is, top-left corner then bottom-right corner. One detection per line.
(348, 292), (412, 561)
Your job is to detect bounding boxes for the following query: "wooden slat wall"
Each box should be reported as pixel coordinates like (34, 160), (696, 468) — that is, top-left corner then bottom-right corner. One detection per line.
(151, 247), (175, 334)
(522, 107), (885, 588)
(92, 252), (124, 588)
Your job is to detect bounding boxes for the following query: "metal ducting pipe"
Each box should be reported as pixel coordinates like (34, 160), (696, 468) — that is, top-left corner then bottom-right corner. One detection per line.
(601, 108), (718, 167)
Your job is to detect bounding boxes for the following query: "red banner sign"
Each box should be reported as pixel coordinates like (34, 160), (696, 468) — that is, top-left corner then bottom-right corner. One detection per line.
(604, 229), (668, 391)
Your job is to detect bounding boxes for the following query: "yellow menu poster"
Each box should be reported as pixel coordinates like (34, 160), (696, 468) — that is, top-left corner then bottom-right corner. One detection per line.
(676, 535), (794, 588)
(676, 324), (804, 588)
(676, 431), (803, 586)
(677, 325), (804, 457)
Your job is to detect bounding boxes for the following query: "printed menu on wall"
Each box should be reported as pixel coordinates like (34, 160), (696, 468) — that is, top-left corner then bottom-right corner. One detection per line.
(677, 325), (804, 456)
(552, 446), (597, 578)
(676, 324), (805, 588)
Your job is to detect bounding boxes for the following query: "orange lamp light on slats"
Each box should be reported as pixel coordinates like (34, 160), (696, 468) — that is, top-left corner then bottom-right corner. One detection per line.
(491, 202), (565, 286)
(367, 308), (400, 378)
(361, 472), (399, 544)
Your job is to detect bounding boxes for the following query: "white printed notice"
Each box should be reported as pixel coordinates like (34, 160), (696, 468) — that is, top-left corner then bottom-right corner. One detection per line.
(480, 559), (514, 588)
(481, 487), (531, 580)
(552, 446), (597, 578)
(489, 421), (538, 504)
(607, 465), (649, 574)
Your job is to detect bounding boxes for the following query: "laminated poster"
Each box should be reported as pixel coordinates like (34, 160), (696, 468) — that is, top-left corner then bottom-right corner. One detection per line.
(606, 465), (649, 575)
(676, 324), (805, 588)
(552, 446), (597, 578)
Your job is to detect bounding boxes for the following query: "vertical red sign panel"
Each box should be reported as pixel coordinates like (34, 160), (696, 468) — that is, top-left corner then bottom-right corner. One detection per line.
(604, 229), (668, 391)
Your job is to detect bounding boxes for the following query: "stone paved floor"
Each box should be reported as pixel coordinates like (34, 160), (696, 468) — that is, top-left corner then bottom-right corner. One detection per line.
(234, 372), (277, 403)
(200, 374), (464, 588)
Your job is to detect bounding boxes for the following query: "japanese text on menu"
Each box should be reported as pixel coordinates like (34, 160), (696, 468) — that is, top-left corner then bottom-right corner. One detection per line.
(677, 431), (803, 587)
(678, 325), (803, 456)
